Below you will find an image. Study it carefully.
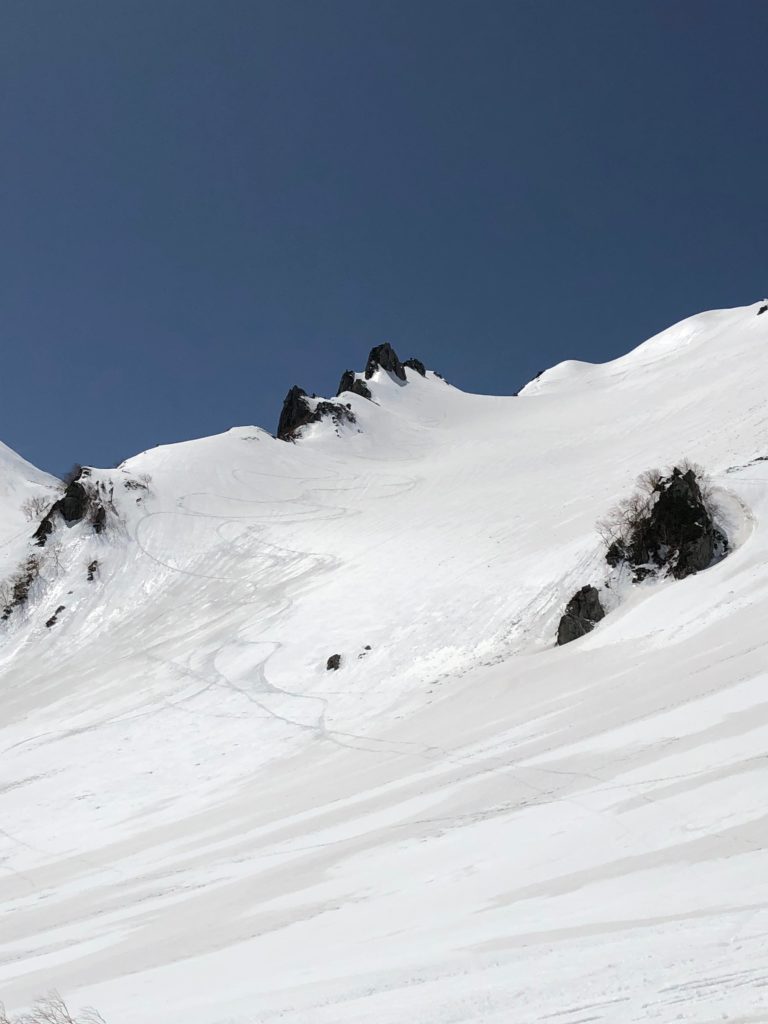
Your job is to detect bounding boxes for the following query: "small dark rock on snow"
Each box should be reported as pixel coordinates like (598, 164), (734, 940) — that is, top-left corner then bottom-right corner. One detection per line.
(326, 654), (342, 671)
(758, 305), (767, 315)
(45, 605), (66, 628)
(556, 586), (605, 646)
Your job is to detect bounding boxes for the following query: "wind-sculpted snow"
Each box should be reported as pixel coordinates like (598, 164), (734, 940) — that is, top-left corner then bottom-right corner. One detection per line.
(1, 303), (768, 1022)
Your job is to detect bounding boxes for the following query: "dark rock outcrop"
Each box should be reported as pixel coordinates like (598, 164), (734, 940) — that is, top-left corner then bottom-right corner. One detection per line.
(277, 386), (313, 441)
(277, 386), (356, 442)
(45, 605), (66, 628)
(403, 358), (426, 377)
(279, 343), (425, 440)
(2, 555), (40, 620)
(91, 504), (107, 534)
(365, 343), (406, 382)
(326, 653), (341, 671)
(33, 471), (107, 547)
(58, 481), (89, 522)
(557, 466), (727, 645)
(758, 305), (767, 315)
(314, 400), (355, 431)
(556, 586), (605, 646)
(336, 370), (372, 400)
(606, 467), (726, 580)
(32, 515), (55, 547)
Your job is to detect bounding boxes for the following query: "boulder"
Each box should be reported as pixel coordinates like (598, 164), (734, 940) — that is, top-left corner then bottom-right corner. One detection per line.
(556, 585), (605, 646)
(326, 653), (341, 671)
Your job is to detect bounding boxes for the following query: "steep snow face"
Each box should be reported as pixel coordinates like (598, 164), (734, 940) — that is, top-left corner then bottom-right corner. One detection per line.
(2, 303), (768, 1023)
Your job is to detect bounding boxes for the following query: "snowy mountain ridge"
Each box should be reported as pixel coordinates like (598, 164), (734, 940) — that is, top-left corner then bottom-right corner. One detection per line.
(2, 300), (768, 1023)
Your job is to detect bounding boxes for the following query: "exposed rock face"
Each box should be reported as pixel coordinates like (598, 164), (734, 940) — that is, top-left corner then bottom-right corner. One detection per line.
(326, 653), (341, 671)
(277, 386), (356, 442)
(758, 305), (767, 315)
(59, 481), (89, 523)
(403, 358), (426, 377)
(2, 555), (40, 620)
(277, 386), (313, 440)
(91, 504), (107, 534)
(336, 371), (372, 400)
(314, 400), (355, 431)
(33, 471), (107, 547)
(33, 515), (55, 546)
(556, 585), (605, 646)
(45, 605), (66, 628)
(606, 468), (726, 580)
(365, 343), (406, 382)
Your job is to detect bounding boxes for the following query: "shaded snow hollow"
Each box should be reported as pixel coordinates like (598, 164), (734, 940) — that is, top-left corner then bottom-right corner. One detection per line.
(1, 302), (768, 1023)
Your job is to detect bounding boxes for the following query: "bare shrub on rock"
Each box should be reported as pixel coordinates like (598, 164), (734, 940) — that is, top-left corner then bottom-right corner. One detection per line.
(597, 462), (724, 580)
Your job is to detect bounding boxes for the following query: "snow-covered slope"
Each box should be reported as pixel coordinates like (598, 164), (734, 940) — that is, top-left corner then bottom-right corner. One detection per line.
(0, 441), (58, 547)
(0, 443), (60, 597)
(2, 301), (768, 1023)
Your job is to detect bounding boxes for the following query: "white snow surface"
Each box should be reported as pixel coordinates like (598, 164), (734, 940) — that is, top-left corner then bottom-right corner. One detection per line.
(2, 301), (768, 1022)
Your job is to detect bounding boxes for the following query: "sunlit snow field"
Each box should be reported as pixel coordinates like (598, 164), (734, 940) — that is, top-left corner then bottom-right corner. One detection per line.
(2, 302), (768, 1022)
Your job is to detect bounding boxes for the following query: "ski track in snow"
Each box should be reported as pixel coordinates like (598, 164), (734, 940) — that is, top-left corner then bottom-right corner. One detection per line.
(1, 302), (768, 1022)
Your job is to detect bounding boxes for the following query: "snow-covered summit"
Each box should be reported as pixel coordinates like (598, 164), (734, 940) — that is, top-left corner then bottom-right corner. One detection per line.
(2, 301), (768, 1023)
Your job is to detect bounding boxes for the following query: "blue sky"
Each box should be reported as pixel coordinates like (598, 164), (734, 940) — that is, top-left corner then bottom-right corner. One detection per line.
(2, 0), (767, 474)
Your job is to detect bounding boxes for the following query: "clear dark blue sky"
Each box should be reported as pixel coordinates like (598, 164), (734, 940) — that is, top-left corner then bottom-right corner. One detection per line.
(2, 1), (766, 475)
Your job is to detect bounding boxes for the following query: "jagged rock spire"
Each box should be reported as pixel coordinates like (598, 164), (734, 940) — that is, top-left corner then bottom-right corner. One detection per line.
(365, 343), (406, 381)
(278, 344), (428, 441)
(276, 386), (312, 441)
